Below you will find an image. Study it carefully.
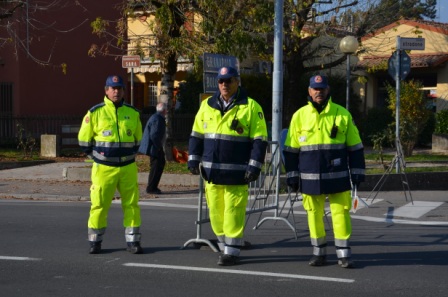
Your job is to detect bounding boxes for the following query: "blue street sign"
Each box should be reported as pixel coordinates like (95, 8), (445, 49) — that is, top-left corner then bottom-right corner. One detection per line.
(388, 50), (411, 81)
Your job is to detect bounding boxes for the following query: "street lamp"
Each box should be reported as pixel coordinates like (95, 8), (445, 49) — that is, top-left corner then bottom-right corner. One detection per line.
(339, 36), (359, 111)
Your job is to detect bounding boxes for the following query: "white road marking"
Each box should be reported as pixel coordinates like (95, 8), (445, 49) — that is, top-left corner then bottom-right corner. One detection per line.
(123, 263), (355, 283)
(385, 201), (444, 219)
(0, 256), (41, 261)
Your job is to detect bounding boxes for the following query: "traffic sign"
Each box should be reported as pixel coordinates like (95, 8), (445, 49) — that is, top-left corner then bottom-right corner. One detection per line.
(122, 55), (141, 68)
(399, 37), (425, 50)
(388, 50), (411, 81)
(203, 53), (239, 93)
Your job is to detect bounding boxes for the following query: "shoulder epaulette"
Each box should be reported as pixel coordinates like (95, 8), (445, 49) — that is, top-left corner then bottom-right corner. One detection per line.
(89, 102), (105, 112)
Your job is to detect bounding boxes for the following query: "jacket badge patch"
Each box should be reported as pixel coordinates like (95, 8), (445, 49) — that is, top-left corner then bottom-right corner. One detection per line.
(236, 127), (244, 134)
(126, 129), (132, 136)
(203, 123), (207, 129)
(85, 116), (90, 123)
(102, 130), (112, 136)
(299, 136), (306, 142)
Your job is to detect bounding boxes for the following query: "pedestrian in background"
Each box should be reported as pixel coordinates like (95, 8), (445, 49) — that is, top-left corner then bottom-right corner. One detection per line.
(78, 75), (143, 255)
(139, 102), (167, 195)
(188, 66), (268, 266)
(283, 75), (365, 268)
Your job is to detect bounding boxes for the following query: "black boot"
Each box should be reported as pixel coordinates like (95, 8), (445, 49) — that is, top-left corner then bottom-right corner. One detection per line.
(127, 242), (143, 254)
(89, 241), (102, 254)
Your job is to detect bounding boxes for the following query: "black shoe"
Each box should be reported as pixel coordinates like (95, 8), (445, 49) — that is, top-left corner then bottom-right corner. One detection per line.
(127, 242), (143, 254)
(309, 255), (327, 266)
(146, 188), (162, 194)
(338, 257), (354, 268)
(217, 254), (239, 266)
(89, 241), (101, 254)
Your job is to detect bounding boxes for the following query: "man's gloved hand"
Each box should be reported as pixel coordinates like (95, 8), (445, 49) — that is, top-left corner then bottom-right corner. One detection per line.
(244, 171), (259, 183)
(189, 167), (200, 175)
(286, 176), (300, 192)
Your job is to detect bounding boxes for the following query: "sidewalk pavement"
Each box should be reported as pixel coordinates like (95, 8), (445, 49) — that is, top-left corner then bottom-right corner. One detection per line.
(0, 162), (447, 225)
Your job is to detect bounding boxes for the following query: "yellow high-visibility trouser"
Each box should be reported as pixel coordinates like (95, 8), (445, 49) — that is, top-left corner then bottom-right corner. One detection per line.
(88, 162), (141, 230)
(205, 183), (248, 243)
(302, 191), (352, 243)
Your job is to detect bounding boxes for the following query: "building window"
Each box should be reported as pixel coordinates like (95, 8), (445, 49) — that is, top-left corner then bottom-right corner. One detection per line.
(148, 82), (158, 106)
(0, 82), (13, 115)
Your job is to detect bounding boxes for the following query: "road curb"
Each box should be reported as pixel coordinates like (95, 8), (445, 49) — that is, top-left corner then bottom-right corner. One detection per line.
(62, 167), (448, 190)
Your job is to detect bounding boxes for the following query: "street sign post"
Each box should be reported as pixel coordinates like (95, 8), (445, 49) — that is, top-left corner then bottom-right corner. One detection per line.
(121, 56), (141, 106)
(389, 36), (425, 173)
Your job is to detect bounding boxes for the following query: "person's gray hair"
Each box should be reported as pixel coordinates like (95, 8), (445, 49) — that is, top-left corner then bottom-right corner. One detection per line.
(156, 102), (167, 112)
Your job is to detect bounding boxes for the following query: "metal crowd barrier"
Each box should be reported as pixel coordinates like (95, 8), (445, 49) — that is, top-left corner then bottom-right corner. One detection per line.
(182, 141), (302, 252)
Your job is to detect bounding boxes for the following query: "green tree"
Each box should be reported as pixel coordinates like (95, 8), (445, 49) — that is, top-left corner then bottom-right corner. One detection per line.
(362, 0), (437, 34)
(386, 79), (432, 156)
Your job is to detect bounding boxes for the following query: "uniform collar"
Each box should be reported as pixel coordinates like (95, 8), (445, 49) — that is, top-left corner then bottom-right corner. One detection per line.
(208, 86), (248, 111)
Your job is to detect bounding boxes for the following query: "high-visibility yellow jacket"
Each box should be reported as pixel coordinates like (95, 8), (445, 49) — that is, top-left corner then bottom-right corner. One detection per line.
(283, 98), (365, 195)
(188, 87), (268, 185)
(78, 96), (142, 167)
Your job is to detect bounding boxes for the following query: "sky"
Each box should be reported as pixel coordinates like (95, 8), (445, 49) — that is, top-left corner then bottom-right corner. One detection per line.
(436, 0), (448, 23)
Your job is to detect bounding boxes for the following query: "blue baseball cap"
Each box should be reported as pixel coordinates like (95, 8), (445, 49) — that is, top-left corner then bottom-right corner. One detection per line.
(105, 75), (125, 88)
(309, 75), (329, 89)
(217, 66), (239, 80)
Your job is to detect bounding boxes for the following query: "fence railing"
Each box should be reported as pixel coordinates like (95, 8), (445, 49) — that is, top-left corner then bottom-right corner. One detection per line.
(0, 113), (196, 146)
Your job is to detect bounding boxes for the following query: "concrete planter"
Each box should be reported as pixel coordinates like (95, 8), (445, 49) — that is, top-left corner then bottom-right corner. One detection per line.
(432, 134), (448, 152)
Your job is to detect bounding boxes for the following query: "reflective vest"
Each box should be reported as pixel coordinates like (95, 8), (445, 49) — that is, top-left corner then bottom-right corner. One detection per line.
(283, 98), (365, 195)
(78, 96), (142, 167)
(188, 88), (268, 185)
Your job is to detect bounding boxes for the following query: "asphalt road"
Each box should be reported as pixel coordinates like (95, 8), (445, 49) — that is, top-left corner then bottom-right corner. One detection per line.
(1, 198), (447, 297)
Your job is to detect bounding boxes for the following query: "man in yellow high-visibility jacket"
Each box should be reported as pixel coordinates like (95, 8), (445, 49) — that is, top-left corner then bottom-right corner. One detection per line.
(78, 75), (143, 255)
(188, 66), (268, 266)
(283, 75), (365, 268)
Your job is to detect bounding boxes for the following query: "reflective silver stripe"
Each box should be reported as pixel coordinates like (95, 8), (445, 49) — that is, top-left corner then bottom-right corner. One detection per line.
(202, 161), (246, 171)
(301, 173), (320, 180)
(125, 227), (141, 242)
(313, 246), (327, 256)
(92, 151), (136, 162)
(95, 141), (136, 148)
(224, 237), (244, 247)
(204, 133), (250, 142)
(348, 143), (364, 151)
(335, 238), (350, 248)
(188, 155), (201, 161)
(321, 171), (349, 179)
(88, 228), (106, 242)
(350, 168), (365, 175)
(286, 171), (300, 178)
(254, 135), (268, 141)
(79, 141), (93, 147)
(301, 171), (349, 180)
(224, 245), (241, 256)
(283, 146), (300, 153)
(300, 143), (346, 151)
(311, 237), (327, 247)
(336, 248), (351, 258)
(249, 159), (263, 169)
(191, 131), (204, 138)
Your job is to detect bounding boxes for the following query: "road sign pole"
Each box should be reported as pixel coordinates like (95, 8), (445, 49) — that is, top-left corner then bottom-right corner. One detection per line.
(395, 37), (401, 173)
(130, 68), (134, 106)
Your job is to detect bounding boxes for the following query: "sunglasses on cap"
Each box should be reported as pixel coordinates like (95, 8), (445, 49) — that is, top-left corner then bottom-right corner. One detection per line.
(218, 78), (234, 84)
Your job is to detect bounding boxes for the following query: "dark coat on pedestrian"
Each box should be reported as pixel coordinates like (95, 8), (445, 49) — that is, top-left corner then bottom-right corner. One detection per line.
(138, 112), (166, 157)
